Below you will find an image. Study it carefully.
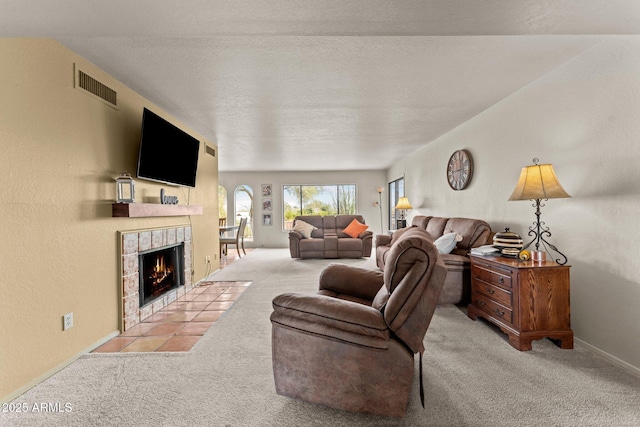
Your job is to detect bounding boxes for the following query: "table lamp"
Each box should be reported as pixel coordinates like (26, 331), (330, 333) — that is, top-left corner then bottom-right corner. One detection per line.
(508, 158), (571, 264)
(394, 197), (412, 229)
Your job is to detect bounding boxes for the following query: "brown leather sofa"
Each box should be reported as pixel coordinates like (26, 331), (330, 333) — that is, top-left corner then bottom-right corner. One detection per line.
(289, 215), (373, 259)
(271, 227), (446, 417)
(375, 216), (491, 304)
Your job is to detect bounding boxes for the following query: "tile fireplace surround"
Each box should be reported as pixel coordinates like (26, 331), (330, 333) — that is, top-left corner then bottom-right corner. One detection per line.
(120, 226), (193, 331)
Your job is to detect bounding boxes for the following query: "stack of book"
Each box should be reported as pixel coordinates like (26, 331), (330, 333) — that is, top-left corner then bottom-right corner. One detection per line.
(469, 245), (500, 256)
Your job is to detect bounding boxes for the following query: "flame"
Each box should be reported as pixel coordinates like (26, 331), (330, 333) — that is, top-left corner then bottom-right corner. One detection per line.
(149, 255), (174, 286)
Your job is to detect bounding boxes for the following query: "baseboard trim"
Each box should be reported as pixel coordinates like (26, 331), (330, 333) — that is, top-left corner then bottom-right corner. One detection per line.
(1, 330), (120, 404)
(575, 338), (640, 378)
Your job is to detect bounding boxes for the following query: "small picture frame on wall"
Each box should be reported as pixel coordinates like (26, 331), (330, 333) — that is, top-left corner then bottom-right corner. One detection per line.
(262, 213), (273, 226)
(262, 184), (272, 197)
(262, 198), (272, 211)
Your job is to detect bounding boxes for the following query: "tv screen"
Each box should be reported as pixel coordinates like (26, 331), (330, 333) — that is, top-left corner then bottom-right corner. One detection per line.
(136, 108), (200, 188)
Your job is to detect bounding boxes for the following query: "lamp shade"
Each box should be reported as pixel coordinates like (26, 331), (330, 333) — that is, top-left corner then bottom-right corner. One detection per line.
(395, 197), (413, 210)
(508, 163), (571, 201)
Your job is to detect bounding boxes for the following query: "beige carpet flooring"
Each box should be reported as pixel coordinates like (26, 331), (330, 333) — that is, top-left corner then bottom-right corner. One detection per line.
(2, 249), (639, 426)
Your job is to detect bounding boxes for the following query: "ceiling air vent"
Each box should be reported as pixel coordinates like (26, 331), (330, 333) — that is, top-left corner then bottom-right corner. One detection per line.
(74, 65), (118, 109)
(205, 145), (216, 157)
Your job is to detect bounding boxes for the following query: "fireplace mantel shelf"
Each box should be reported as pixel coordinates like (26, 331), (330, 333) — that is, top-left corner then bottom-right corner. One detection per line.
(112, 203), (203, 218)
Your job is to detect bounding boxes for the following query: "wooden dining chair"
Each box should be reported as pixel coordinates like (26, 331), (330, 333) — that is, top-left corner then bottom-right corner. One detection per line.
(220, 217), (248, 258)
(219, 217), (227, 227)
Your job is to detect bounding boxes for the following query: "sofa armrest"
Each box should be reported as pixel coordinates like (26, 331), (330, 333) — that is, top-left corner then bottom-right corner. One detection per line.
(271, 293), (388, 342)
(375, 234), (392, 247)
(318, 264), (384, 301)
(289, 231), (303, 240)
(289, 231), (303, 258)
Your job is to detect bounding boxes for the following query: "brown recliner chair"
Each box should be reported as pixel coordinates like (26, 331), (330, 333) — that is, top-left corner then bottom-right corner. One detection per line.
(270, 227), (447, 417)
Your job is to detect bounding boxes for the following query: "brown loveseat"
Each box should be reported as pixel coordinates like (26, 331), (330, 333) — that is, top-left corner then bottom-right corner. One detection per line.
(375, 216), (491, 304)
(271, 227), (446, 417)
(289, 215), (373, 259)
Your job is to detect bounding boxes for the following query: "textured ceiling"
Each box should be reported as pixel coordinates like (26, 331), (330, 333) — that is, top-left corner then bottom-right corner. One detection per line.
(2, 1), (640, 171)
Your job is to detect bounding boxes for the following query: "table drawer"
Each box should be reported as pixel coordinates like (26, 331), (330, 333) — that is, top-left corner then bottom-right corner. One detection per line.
(474, 280), (513, 309)
(473, 265), (512, 289)
(473, 294), (513, 325)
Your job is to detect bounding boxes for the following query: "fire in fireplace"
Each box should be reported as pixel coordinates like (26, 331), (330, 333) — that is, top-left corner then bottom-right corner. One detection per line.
(139, 243), (184, 307)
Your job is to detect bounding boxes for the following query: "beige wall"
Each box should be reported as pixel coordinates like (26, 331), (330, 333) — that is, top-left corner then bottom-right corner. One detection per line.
(389, 37), (640, 372)
(0, 39), (218, 400)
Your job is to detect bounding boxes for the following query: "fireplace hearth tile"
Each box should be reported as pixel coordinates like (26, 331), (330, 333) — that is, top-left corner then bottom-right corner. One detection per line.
(143, 322), (187, 336)
(164, 311), (200, 322)
(93, 337), (137, 353)
(204, 301), (234, 311)
(193, 293), (223, 302)
(165, 290), (178, 305)
(122, 233), (138, 255)
(151, 230), (163, 249)
(123, 296), (139, 319)
(167, 228), (176, 245)
(151, 299), (165, 313)
(120, 336), (169, 352)
(176, 322), (214, 336)
(182, 301), (213, 311)
(215, 292), (244, 301)
(123, 274), (138, 298)
(139, 304), (153, 321)
(122, 254), (138, 277)
(138, 231), (151, 252)
(192, 310), (225, 322)
(124, 315), (140, 331)
(156, 336), (200, 352)
(119, 322), (156, 337)
(142, 311), (175, 323)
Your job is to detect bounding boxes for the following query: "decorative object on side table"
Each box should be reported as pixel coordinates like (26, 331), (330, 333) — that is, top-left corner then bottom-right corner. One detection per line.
(115, 172), (135, 203)
(447, 149), (473, 190)
(394, 196), (412, 229)
(492, 228), (523, 258)
(508, 158), (571, 265)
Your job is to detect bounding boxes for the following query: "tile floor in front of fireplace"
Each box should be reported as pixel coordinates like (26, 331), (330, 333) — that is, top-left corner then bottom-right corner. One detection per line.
(93, 249), (250, 353)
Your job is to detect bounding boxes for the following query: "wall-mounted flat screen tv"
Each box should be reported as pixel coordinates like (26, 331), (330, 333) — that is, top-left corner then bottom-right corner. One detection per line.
(136, 108), (200, 188)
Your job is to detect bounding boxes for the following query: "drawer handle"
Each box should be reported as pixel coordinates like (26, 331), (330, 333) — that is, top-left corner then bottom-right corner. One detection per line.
(494, 308), (505, 318)
(498, 277), (504, 284)
(479, 300), (487, 307)
(484, 287), (495, 294)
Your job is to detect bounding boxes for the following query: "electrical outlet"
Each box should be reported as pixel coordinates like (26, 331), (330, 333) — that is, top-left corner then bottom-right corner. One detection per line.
(63, 312), (73, 331)
(205, 255), (211, 263)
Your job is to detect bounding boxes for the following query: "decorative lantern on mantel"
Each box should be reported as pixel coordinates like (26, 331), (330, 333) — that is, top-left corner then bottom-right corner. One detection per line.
(115, 172), (135, 203)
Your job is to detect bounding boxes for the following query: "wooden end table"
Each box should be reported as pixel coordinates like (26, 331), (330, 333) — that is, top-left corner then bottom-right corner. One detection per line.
(467, 254), (573, 351)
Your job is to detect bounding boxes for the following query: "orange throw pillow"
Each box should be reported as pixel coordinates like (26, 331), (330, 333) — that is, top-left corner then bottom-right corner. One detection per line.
(343, 219), (369, 238)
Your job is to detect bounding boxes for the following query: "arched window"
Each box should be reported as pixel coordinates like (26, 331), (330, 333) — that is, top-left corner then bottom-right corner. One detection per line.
(218, 185), (227, 224)
(234, 185), (254, 240)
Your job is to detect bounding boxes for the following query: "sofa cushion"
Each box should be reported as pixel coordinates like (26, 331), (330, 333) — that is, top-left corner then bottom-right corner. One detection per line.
(343, 218), (369, 238)
(293, 220), (317, 239)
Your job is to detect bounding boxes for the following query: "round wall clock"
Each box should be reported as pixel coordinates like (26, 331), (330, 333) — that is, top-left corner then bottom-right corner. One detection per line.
(446, 149), (473, 190)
